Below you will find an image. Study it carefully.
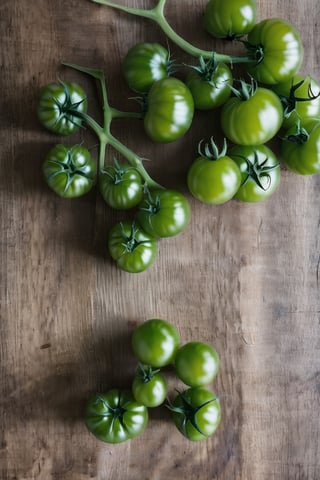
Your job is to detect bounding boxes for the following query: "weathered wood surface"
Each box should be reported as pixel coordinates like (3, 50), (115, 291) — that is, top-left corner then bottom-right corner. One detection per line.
(1, 1), (320, 479)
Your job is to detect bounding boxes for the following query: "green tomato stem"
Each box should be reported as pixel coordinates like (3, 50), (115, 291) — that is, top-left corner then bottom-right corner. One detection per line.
(63, 63), (162, 189)
(90, 0), (253, 64)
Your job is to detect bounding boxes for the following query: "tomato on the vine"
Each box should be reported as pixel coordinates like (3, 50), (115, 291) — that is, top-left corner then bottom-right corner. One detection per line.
(144, 77), (194, 143)
(204, 0), (256, 39)
(187, 137), (241, 204)
(99, 159), (143, 209)
(85, 389), (148, 444)
(42, 144), (96, 198)
(272, 75), (320, 129)
(132, 364), (168, 408)
(245, 18), (303, 85)
(228, 144), (281, 202)
(221, 78), (283, 145)
(281, 119), (320, 175)
(37, 81), (87, 135)
(185, 57), (233, 110)
(108, 221), (157, 273)
(174, 342), (220, 387)
(123, 42), (170, 93)
(131, 319), (180, 368)
(136, 188), (190, 238)
(167, 387), (221, 442)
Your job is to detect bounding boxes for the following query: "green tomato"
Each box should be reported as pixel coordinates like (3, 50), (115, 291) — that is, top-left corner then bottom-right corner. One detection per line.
(174, 342), (220, 387)
(185, 59), (233, 111)
(229, 144), (281, 202)
(99, 160), (143, 210)
(281, 119), (320, 175)
(272, 75), (320, 129)
(221, 82), (283, 145)
(123, 42), (170, 93)
(136, 189), (190, 238)
(108, 221), (157, 273)
(144, 77), (194, 143)
(168, 387), (221, 442)
(246, 18), (303, 85)
(42, 144), (96, 198)
(187, 138), (241, 204)
(131, 319), (180, 368)
(85, 389), (148, 444)
(37, 81), (87, 135)
(204, 0), (256, 39)
(132, 364), (168, 408)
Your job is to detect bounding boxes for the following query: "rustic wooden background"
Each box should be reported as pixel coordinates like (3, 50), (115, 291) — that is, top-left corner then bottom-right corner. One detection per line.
(1, 0), (320, 479)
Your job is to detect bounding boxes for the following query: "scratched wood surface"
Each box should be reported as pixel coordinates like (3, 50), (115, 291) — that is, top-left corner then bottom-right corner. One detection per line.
(1, 0), (320, 479)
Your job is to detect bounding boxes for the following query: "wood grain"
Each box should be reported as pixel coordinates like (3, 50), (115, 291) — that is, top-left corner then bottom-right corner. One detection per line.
(1, 1), (320, 479)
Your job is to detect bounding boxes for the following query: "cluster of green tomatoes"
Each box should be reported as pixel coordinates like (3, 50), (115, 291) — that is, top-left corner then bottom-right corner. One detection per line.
(37, 0), (320, 273)
(85, 318), (221, 443)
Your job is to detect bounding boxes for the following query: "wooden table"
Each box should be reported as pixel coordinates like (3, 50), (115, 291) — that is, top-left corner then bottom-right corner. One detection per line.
(1, 1), (319, 478)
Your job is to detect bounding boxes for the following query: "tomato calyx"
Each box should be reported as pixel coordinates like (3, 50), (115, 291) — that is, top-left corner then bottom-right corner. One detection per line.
(230, 77), (258, 100)
(283, 122), (309, 145)
(135, 363), (160, 383)
(187, 55), (220, 84)
(198, 136), (228, 161)
(101, 158), (138, 184)
(233, 149), (280, 191)
(55, 81), (87, 129)
(166, 389), (217, 437)
(242, 41), (265, 66)
(119, 221), (149, 253)
(280, 78), (320, 119)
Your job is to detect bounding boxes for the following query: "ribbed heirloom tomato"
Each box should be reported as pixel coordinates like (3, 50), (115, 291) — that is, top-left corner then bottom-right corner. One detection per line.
(144, 77), (194, 143)
(37, 81), (87, 135)
(122, 42), (170, 93)
(42, 144), (97, 198)
(204, 0), (256, 39)
(85, 390), (148, 444)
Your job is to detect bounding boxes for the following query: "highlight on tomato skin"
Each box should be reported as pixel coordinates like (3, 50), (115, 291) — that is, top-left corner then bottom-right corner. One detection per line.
(204, 0), (257, 39)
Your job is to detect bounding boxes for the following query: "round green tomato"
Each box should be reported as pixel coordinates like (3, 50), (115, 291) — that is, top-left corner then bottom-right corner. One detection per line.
(246, 18), (303, 85)
(131, 319), (180, 368)
(37, 81), (87, 136)
(169, 387), (221, 442)
(123, 42), (170, 93)
(132, 365), (168, 408)
(42, 144), (96, 198)
(174, 342), (220, 387)
(281, 119), (320, 175)
(108, 221), (157, 273)
(185, 61), (233, 110)
(187, 155), (241, 204)
(99, 162), (143, 210)
(204, 0), (256, 39)
(229, 144), (281, 202)
(136, 189), (190, 238)
(144, 77), (194, 143)
(221, 87), (283, 145)
(85, 389), (148, 444)
(272, 75), (320, 129)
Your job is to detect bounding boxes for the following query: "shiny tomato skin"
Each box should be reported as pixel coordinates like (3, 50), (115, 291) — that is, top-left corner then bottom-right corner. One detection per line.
(123, 42), (169, 93)
(187, 155), (241, 204)
(99, 164), (143, 210)
(37, 81), (87, 135)
(136, 189), (190, 238)
(204, 0), (256, 39)
(144, 77), (194, 143)
(185, 63), (233, 110)
(170, 387), (221, 442)
(221, 87), (283, 145)
(131, 319), (180, 368)
(108, 221), (157, 273)
(42, 144), (96, 198)
(281, 119), (320, 175)
(246, 18), (303, 85)
(132, 367), (168, 407)
(85, 389), (148, 444)
(174, 342), (220, 387)
(229, 144), (281, 202)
